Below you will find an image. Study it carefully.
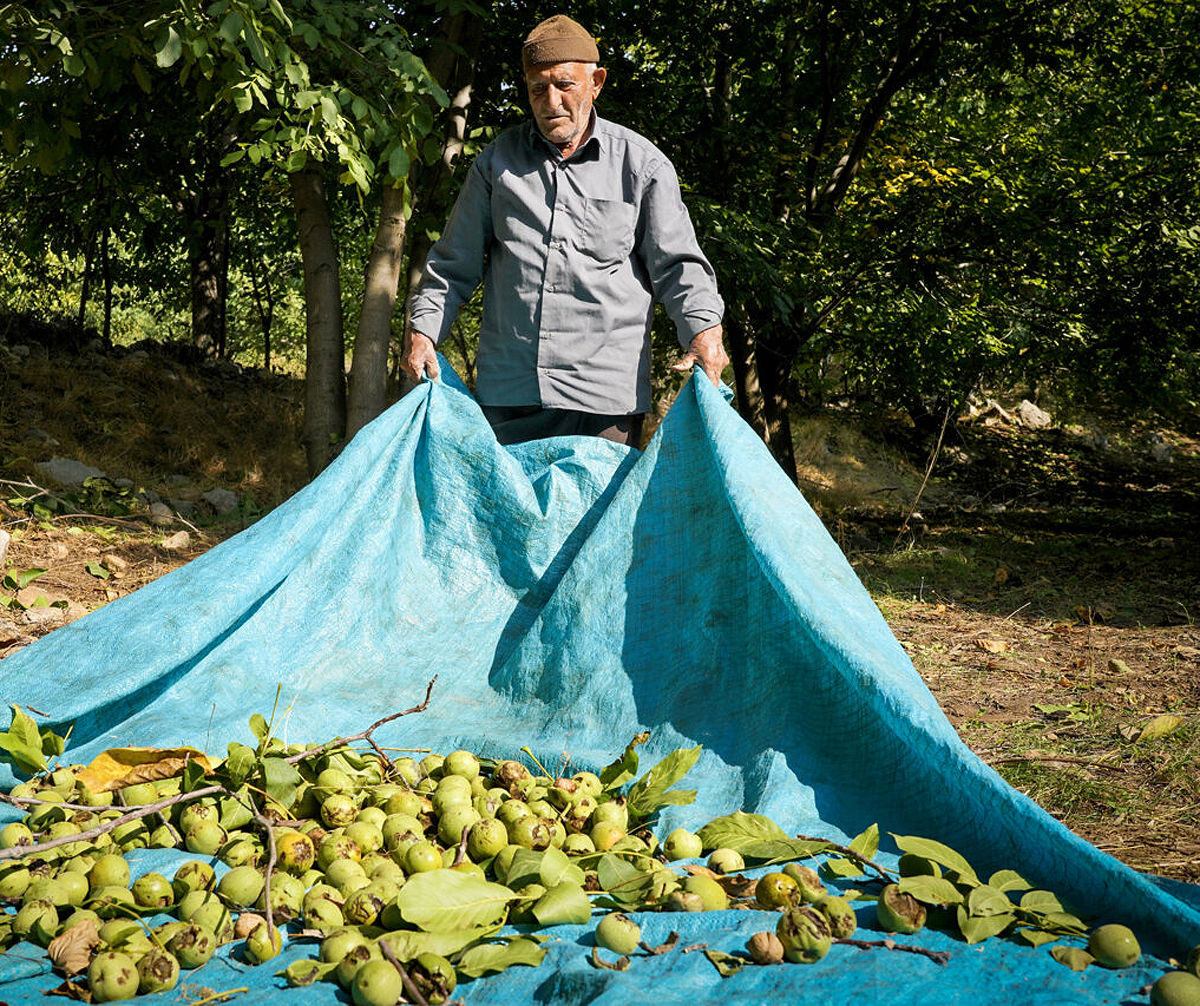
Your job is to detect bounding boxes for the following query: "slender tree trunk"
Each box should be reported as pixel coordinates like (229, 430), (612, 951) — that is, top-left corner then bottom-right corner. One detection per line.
(347, 9), (484, 429)
(346, 183), (408, 437)
(100, 225), (113, 346)
(248, 248), (274, 372)
(189, 198), (227, 358)
(753, 323), (799, 481)
(291, 169), (346, 476)
(77, 228), (93, 333)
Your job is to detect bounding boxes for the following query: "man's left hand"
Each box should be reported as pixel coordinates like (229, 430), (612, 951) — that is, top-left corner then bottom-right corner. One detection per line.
(672, 325), (729, 387)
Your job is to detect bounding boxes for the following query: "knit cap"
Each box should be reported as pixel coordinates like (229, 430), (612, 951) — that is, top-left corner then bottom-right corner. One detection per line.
(522, 15), (599, 70)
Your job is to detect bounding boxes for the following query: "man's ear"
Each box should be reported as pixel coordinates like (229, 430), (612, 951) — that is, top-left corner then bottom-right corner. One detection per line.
(591, 66), (607, 97)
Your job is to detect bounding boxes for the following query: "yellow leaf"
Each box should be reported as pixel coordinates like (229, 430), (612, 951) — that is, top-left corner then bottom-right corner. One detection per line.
(975, 638), (1008, 654)
(1135, 714), (1184, 743)
(75, 746), (213, 793)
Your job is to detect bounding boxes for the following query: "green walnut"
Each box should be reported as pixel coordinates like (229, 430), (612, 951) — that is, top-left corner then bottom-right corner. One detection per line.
(168, 922), (217, 969)
(136, 948), (180, 995)
(706, 847), (745, 875)
(131, 871), (174, 909)
(782, 863), (827, 903)
(595, 912), (642, 955)
(815, 894), (858, 939)
(875, 883), (926, 935)
(776, 905), (833, 964)
(1087, 924), (1141, 969)
(755, 872), (801, 910)
(217, 865), (265, 909)
(1152, 972), (1200, 1006)
(88, 950), (139, 1002)
(410, 952), (457, 1005)
(352, 958), (406, 1006)
(245, 921), (283, 964)
(682, 874), (728, 911)
(662, 828), (704, 861)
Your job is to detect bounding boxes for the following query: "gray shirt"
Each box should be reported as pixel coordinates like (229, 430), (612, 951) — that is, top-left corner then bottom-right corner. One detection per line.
(409, 115), (724, 415)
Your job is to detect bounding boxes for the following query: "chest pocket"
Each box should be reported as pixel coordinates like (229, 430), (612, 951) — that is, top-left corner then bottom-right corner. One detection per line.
(581, 197), (637, 264)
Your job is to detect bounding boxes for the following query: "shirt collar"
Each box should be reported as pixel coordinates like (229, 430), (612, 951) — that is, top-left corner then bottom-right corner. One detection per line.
(529, 111), (605, 163)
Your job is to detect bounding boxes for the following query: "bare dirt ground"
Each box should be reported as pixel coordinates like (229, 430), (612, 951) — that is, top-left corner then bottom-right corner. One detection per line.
(2, 339), (1198, 882)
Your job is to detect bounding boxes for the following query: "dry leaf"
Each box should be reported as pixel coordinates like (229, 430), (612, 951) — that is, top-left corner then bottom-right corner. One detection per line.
(976, 638), (1008, 654)
(589, 948), (630, 971)
(1135, 714), (1184, 743)
(48, 919), (101, 976)
(75, 747), (213, 794)
(639, 931), (680, 956)
(45, 976), (92, 1001)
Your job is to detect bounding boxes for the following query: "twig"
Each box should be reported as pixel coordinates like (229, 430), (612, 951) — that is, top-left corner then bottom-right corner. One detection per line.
(452, 823), (470, 867)
(794, 835), (895, 882)
(0, 784), (225, 861)
(893, 404), (952, 549)
(283, 677), (437, 767)
(835, 937), (951, 965)
(254, 810), (279, 944)
(989, 755), (1123, 774)
(378, 936), (431, 1006)
(186, 987), (250, 1006)
(47, 513), (149, 530)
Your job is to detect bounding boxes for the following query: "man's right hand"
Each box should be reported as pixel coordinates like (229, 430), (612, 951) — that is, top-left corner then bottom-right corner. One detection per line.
(402, 329), (440, 381)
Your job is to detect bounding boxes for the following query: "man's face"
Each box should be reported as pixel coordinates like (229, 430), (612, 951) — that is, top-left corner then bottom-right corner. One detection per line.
(525, 62), (607, 151)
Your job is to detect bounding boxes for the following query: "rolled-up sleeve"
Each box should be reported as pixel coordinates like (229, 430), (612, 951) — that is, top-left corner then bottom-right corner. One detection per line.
(408, 156), (493, 346)
(636, 162), (725, 348)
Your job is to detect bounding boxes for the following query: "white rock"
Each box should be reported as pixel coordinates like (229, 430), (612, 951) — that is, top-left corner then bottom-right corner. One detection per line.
(1014, 400), (1051, 429)
(34, 457), (106, 487)
(21, 607), (64, 626)
(160, 531), (191, 552)
(0, 528), (8, 568)
(202, 488), (239, 515)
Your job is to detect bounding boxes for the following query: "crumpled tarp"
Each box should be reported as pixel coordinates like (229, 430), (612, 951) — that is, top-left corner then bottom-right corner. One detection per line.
(2, 363), (1198, 1004)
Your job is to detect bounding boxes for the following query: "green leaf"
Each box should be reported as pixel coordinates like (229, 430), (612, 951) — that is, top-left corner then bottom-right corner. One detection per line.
(456, 937), (548, 978)
(627, 744), (700, 818)
(387, 145), (410, 179)
(394, 870), (515, 931)
(897, 875), (964, 906)
(739, 838), (830, 863)
(1039, 911), (1088, 934)
(967, 884), (1013, 917)
(1051, 946), (1094, 971)
(696, 811), (786, 852)
(219, 11), (244, 43)
(599, 732), (646, 790)
(891, 834), (979, 884)
(85, 561), (110, 580)
(220, 149), (245, 167)
(1017, 928), (1060, 948)
(222, 742), (256, 787)
(15, 568), (46, 590)
(248, 714), (269, 742)
(703, 949), (745, 977)
(849, 823), (880, 859)
(531, 882), (591, 926)
(988, 869), (1032, 893)
(40, 723), (67, 760)
(380, 925), (500, 961)
(1019, 890), (1066, 914)
(595, 853), (652, 904)
(267, 0), (293, 30)
(182, 757), (208, 792)
(956, 905), (1014, 944)
(155, 26), (182, 68)
(820, 856), (866, 879)
(259, 754), (302, 809)
(0, 705), (47, 774)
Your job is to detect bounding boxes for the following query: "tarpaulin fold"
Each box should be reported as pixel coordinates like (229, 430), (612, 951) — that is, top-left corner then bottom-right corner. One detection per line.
(2, 363), (1197, 1003)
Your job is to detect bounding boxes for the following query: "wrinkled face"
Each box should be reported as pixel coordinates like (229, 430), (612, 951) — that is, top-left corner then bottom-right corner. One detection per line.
(525, 62), (607, 153)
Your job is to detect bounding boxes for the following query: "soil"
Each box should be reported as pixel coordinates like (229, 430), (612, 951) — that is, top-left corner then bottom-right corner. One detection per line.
(2, 337), (1198, 882)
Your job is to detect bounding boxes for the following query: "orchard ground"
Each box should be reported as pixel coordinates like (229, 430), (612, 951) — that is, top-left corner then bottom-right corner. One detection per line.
(2, 340), (1198, 883)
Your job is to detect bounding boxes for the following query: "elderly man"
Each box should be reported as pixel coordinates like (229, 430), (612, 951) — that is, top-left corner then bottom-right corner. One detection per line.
(403, 14), (727, 446)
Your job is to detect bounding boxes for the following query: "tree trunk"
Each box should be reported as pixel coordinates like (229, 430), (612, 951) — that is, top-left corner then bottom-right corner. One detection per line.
(346, 182), (408, 438)
(188, 179), (229, 358)
(291, 169), (346, 476)
(100, 225), (113, 346)
(753, 324), (799, 482)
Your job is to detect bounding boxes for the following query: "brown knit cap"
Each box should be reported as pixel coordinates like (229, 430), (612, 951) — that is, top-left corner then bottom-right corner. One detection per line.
(522, 15), (599, 71)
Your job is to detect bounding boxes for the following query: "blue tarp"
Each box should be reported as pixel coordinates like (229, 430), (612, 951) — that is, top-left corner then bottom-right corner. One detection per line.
(2, 365), (1198, 1003)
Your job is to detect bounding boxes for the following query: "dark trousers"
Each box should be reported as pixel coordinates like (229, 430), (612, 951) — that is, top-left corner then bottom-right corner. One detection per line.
(481, 404), (645, 447)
